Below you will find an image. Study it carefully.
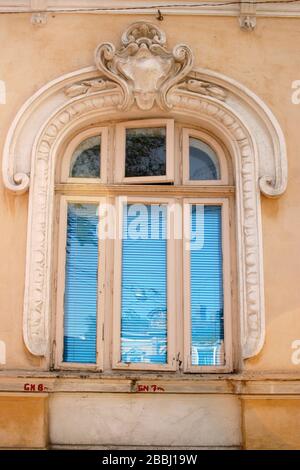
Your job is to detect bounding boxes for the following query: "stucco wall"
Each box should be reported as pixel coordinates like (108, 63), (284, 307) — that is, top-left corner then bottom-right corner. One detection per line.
(0, 395), (48, 448)
(242, 398), (300, 450)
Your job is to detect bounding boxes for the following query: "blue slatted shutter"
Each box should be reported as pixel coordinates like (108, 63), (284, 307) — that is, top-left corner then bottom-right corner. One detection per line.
(190, 204), (224, 366)
(120, 203), (168, 364)
(63, 203), (99, 363)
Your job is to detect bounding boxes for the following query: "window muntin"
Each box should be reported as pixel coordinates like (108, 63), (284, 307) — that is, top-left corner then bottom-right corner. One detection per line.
(55, 122), (233, 373)
(183, 198), (232, 373)
(115, 119), (174, 184)
(70, 136), (101, 178)
(182, 128), (228, 185)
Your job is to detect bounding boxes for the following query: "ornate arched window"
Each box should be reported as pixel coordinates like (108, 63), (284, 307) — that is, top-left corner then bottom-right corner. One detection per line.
(54, 120), (232, 372)
(2, 22), (287, 371)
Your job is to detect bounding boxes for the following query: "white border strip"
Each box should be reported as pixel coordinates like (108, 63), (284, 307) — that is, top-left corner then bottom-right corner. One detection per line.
(1, 1), (300, 18)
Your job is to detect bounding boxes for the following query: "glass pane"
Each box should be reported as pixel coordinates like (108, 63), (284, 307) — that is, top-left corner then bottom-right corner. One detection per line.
(70, 136), (101, 178)
(63, 203), (99, 363)
(125, 127), (166, 177)
(121, 204), (167, 364)
(189, 138), (220, 180)
(190, 204), (224, 366)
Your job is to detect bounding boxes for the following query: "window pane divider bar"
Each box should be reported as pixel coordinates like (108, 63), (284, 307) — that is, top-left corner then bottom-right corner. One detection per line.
(55, 184), (235, 196)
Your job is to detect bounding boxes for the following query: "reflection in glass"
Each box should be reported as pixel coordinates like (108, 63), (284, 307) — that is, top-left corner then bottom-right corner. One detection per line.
(121, 204), (167, 364)
(63, 203), (98, 363)
(190, 205), (224, 366)
(125, 127), (166, 177)
(70, 135), (101, 178)
(189, 138), (220, 180)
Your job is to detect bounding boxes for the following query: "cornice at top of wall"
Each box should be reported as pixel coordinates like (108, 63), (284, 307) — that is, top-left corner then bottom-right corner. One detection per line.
(1, 0), (300, 18)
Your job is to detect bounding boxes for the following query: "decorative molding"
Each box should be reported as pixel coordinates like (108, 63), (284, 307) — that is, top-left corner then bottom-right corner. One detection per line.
(1, 22), (287, 360)
(30, 0), (47, 8)
(0, 341), (6, 365)
(177, 79), (227, 101)
(0, 80), (6, 105)
(31, 12), (48, 25)
(239, 15), (257, 32)
(30, 0), (48, 25)
(239, 0), (257, 31)
(64, 78), (119, 98)
(2, 1), (300, 18)
(95, 21), (194, 110)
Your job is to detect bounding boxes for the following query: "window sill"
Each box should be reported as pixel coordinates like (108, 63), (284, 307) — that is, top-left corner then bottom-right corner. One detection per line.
(1, 371), (300, 396)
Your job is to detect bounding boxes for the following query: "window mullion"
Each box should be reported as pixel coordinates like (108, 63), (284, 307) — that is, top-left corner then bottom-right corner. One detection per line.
(96, 197), (108, 372)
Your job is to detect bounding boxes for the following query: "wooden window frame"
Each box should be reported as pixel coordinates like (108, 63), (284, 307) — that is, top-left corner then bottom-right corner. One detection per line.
(55, 195), (107, 371)
(61, 127), (108, 184)
(183, 197), (232, 373)
(54, 193), (233, 373)
(112, 196), (177, 371)
(115, 119), (175, 184)
(182, 128), (228, 185)
(54, 121), (234, 374)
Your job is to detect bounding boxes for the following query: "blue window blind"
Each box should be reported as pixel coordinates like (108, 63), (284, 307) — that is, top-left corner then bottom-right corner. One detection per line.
(190, 204), (224, 366)
(63, 203), (99, 363)
(121, 204), (167, 364)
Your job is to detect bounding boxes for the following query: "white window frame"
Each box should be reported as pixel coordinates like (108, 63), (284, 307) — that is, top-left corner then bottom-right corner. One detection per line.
(112, 196), (177, 371)
(183, 197), (232, 373)
(61, 127), (108, 184)
(55, 124), (234, 373)
(55, 195), (107, 371)
(115, 119), (175, 184)
(182, 128), (228, 185)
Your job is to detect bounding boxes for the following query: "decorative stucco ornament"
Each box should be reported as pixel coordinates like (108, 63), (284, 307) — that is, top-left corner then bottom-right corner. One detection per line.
(239, 0), (257, 31)
(177, 79), (227, 101)
(94, 22), (194, 110)
(1, 22), (287, 361)
(64, 78), (118, 98)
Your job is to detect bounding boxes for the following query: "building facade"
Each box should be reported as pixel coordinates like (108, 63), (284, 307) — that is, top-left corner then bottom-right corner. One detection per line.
(0, 0), (300, 450)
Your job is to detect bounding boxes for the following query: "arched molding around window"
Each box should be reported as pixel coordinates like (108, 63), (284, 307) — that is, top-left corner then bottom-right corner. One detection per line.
(2, 22), (287, 360)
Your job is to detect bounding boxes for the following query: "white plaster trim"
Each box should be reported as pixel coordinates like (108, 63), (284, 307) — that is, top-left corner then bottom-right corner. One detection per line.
(2, 1), (300, 18)
(0, 81), (6, 105)
(239, 0), (257, 31)
(2, 66), (97, 194)
(1, 22), (287, 361)
(0, 341), (6, 365)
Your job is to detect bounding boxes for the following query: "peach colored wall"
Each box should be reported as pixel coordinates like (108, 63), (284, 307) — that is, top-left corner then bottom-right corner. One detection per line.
(0, 13), (300, 372)
(0, 395), (48, 448)
(242, 398), (300, 449)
